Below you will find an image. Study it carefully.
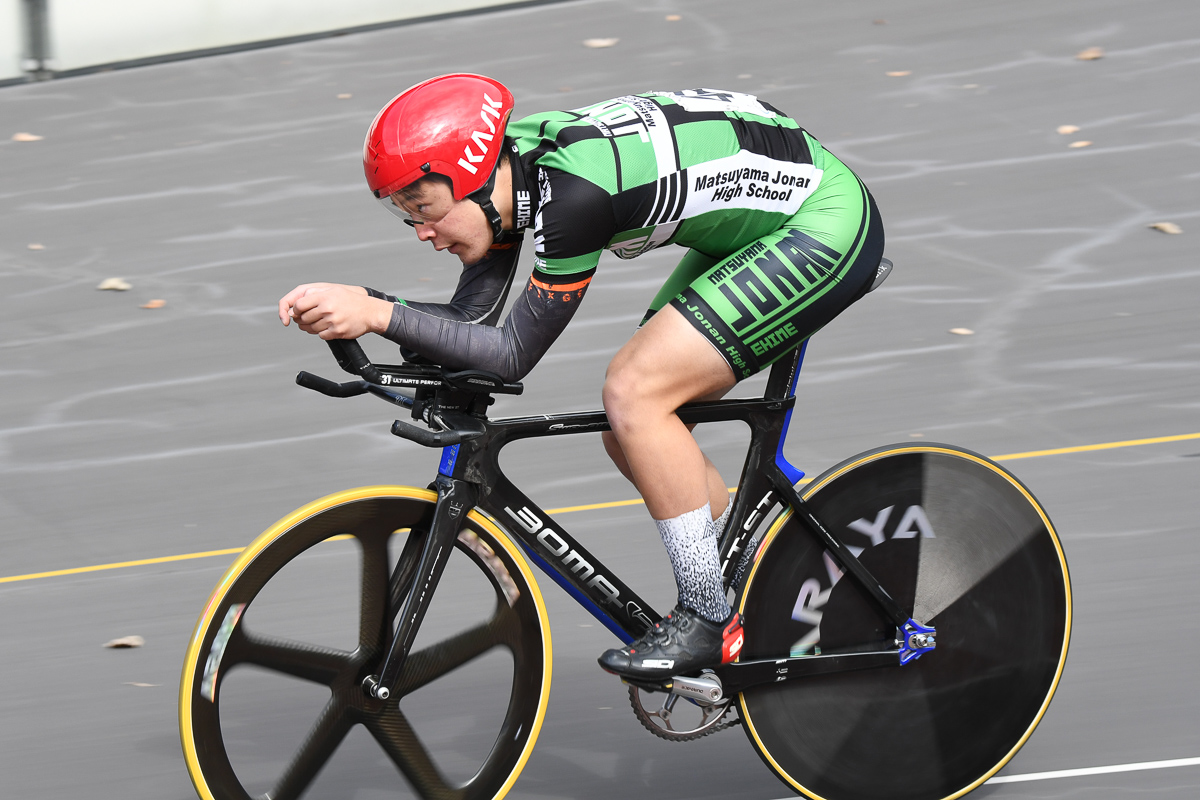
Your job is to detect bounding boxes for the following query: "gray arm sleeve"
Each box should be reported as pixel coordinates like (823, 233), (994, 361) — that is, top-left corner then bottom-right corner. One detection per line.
(378, 168), (610, 382)
(365, 236), (521, 326)
(382, 266), (592, 383)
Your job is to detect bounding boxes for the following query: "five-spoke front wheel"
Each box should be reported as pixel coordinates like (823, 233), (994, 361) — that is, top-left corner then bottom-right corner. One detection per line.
(179, 487), (552, 800)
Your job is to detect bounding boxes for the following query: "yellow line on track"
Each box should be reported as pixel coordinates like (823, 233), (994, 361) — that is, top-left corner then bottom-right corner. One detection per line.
(0, 548), (245, 584)
(4, 431), (1197, 586)
(991, 431), (1200, 461)
(539, 497), (649, 514)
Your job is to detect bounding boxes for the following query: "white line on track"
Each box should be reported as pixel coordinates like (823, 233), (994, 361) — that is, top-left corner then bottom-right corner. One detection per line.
(986, 756), (1200, 784)
(767, 755), (1200, 798)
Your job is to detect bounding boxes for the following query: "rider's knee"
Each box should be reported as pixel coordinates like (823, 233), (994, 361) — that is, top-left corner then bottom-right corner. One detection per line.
(601, 367), (645, 430)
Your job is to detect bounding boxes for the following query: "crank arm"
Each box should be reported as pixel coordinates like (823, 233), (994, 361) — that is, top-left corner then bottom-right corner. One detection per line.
(364, 476), (478, 699)
(622, 673), (727, 705)
(625, 647), (901, 700)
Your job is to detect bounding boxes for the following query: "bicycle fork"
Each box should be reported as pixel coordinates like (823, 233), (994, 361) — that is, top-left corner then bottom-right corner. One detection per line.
(362, 475), (477, 700)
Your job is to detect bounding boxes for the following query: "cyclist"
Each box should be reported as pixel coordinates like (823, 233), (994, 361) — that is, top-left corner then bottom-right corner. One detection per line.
(278, 74), (886, 681)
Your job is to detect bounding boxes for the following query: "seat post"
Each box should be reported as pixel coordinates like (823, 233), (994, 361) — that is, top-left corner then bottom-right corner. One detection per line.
(763, 341), (808, 401)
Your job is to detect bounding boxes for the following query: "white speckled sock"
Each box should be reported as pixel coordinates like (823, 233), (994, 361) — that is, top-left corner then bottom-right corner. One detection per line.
(656, 503), (732, 623)
(712, 497), (732, 538)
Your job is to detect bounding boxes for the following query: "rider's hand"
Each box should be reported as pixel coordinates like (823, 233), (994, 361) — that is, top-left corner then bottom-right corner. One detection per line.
(278, 283), (392, 340)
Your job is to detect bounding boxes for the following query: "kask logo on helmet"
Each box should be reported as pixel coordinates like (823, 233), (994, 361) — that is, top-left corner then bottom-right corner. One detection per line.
(457, 94), (506, 176)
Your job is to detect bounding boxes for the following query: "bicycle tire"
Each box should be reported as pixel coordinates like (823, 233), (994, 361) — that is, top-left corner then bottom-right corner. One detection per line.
(736, 444), (1071, 800)
(179, 486), (552, 800)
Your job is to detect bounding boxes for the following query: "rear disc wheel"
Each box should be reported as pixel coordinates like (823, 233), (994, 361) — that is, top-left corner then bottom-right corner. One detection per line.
(737, 444), (1071, 800)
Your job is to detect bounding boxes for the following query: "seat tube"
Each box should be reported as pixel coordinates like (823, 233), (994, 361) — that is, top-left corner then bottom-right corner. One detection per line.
(770, 341), (807, 485)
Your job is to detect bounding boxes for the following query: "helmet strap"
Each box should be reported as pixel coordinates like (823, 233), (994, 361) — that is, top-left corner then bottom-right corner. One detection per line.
(466, 162), (504, 242)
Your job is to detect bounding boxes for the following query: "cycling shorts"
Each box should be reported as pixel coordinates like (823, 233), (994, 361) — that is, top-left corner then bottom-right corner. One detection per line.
(650, 144), (885, 380)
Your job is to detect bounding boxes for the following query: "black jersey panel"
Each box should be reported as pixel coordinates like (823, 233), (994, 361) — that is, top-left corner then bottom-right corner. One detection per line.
(759, 99), (786, 116)
(656, 99), (729, 127)
(537, 169), (618, 260)
(731, 119), (813, 164)
(553, 120), (613, 147)
(611, 182), (659, 230)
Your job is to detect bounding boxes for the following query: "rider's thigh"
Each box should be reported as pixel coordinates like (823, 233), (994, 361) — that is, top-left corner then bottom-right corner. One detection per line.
(668, 153), (885, 382)
(603, 305), (736, 423)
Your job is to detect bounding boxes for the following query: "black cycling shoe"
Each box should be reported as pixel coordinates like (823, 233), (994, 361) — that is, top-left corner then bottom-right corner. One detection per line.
(598, 603), (744, 681)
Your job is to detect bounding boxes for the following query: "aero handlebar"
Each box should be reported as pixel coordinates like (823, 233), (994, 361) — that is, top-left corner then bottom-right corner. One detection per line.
(294, 339), (521, 448)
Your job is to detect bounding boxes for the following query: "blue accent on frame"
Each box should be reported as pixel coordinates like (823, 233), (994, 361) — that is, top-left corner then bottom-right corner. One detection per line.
(438, 444), (460, 477)
(774, 340), (808, 486)
(898, 618), (937, 665)
(515, 539), (634, 644)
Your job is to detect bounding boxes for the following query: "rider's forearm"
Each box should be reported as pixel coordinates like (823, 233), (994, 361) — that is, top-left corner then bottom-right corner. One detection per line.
(365, 234), (524, 326)
(382, 272), (591, 382)
(363, 286), (399, 303)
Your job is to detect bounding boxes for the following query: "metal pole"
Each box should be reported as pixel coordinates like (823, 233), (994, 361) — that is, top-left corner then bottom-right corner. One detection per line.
(22, 0), (53, 80)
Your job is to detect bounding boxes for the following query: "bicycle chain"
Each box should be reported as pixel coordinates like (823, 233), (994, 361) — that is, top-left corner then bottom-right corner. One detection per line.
(627, 684), (742, 742)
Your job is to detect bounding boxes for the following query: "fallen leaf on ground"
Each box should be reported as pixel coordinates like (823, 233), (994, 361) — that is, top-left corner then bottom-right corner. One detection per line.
(124, 682), (160, 687)
(141, 299), (166, 309)
(104, 635), (145, 648)
(1056, 124), (1080, 134)
(909, 433), (925, 438)
(12, 132), (44, 142)
(583, 38), (619, 48)
(1068, 140), (1092, 148)
(873, 19), (887, 25)
(27, 243), (44, 250)
(1076, 47), (1104, 61)
(98, 278), (132, 291)
(949, 328), (974, 335)
(1149, 222), (1182, 234)
(886, 71), (912, 77)
(665, 14), (681, 21)
(336, 93), (352, 99)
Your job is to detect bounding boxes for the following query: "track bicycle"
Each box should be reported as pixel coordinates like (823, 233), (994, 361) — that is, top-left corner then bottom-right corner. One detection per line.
(180, 319), (1072, 800)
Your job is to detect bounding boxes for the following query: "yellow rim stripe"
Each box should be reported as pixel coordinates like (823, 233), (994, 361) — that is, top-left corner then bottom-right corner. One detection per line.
(8, 431), (1196, 586)
(737, 445), (1073, 799)
(178, 485), (553, 800)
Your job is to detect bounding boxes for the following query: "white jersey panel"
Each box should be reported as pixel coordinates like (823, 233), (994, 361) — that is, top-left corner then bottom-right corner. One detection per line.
(653, 89), (779, 118)
(683, 151), (823, 218)
(573, 94), (679, 179)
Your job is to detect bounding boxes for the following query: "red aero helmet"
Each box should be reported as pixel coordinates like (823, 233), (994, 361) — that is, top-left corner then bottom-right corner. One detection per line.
(364, 74), (515, 201)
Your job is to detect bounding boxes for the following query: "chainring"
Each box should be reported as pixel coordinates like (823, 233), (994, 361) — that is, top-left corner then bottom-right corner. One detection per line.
(627, 684), (740, 742)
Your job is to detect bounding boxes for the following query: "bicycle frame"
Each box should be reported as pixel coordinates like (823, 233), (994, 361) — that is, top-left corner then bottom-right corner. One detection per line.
(302, 340), (934, 702)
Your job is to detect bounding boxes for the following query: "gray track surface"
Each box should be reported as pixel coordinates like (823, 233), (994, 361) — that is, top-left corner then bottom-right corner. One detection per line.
(2, 0), (1198, 798)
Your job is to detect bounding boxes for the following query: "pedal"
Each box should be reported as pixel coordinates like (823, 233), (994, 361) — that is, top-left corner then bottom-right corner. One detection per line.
(621, 676), (674, 694)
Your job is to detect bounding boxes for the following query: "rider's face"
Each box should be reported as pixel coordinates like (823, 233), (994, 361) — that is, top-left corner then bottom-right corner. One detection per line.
(391, 182), (492, 265)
